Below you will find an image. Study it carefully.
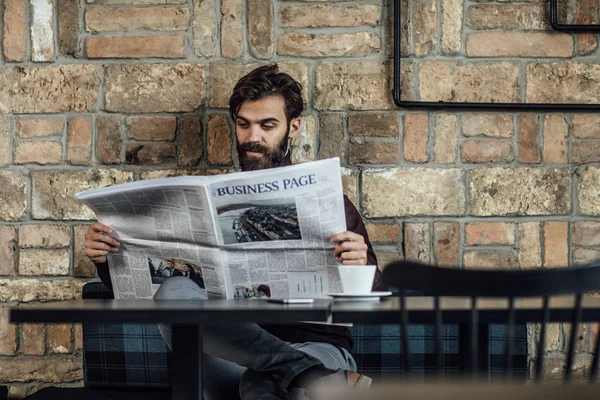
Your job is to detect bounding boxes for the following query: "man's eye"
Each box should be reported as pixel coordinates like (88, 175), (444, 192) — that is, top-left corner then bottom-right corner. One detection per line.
(238, 123), (249, 128)
(262, 125), (275, 130)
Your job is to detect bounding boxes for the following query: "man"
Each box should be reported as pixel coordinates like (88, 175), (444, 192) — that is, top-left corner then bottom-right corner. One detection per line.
(84, 64), (385, 399)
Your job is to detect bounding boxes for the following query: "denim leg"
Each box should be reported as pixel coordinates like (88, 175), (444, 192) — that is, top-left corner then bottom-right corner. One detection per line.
(203, 355), (246, 400)
(154, 277), (322, 392)
(239, 342), (357, 400)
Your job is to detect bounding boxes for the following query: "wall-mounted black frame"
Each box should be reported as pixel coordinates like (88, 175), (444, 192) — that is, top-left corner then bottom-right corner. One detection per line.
(549, 0), (600, 32)
(393, 0), (600, 111)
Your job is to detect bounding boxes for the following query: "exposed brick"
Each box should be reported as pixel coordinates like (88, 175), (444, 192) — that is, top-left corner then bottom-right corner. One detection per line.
(0, 355), (82, 382)
(221, 0), (243, 58)
(88, 0), (186, 3)
(3, 0), (27, 61)
(14, 141), (62, 165)
(462, 139), (513, 163)
(573, 142), (600, 164)
(0, 171), (27, 222)
(127, 116), (177, 141)
(209, 62), (308, 108)
(30, 0), (55, 62)
(537, 354), (592, 380)
(291, 115), (316, 164)
(207, 115), (232, 165)
(376, 250), (404, 270)
(441, 0), (463, 54)
(573, 221), (600, 246)
(433, 114), (457, 163)
(0, 279), (85, 302)
(125, 143), (176, 164)
(469, 168), (571, 216)
(73, 225), (96, 278)
(86, 35), (186, 59)
(348, 140), (399, 164)
(563, 323), (587, 353)
(526, 62), (600, 104)
(105, 63), (206, 113)
(543, 221), (569, 268)
(74, 324), (83, 351)
(573, 114), (600, 138)
(17, 119), (65, 138)
(403, 114), (428, 163)
(97, 116), (122, 164)
(578, 166), (600, 216)
(193, 0), (217, 57)
(467, 5), (547, 30)
(573, 248), (600, 265)
(280, 4), (380, 28)
(19, 225), (70, 249)
(67, 116), (92, 165)
(519, 222), (542, 269)
(0, 118), (9, 166)
(318, 113), (345, 159)
(0, 65), (99, 113)
(140, 169), (235, 180)
(466, 222), (515, 245)
(539, 323), (561, 351)
(404, 223), (430, 263)
(414, 0), (437, 56)
(467, 32), (572, 57)
(0, 226), (16, 275)
(575, 0), (599, 55)
(419, 62), (520, 103)
(434, 222), (460, 267)
(19, 250), (70, 276)
(362, 168), (465, 217)
(315, 61), (393, 110)
(32, 170), (133, 220)
(48, 324), (72, 354)
(365, 223), (402, 243)
(519, 114), (541, 163)
(462, 114), (513, 138)
(277, 32), (379, 57)
(248, 0), (274, 58)
(178, 115), (203, 166)
(348, 113), (399, 137)
(341, 168), (358, 206)
(0, 307), (17, 355)
(22, 324), (46, 355)
(543, 115), (568, 163)
(463, 249), (516, 269)
(58, 0), (80, 55)
(85, 7), (189, 32)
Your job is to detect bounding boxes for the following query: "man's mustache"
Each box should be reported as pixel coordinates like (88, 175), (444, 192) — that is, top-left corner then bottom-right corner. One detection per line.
(238, 142), (270, 156)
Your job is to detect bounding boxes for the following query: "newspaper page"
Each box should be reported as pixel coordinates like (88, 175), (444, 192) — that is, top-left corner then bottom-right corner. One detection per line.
(77, 158), (346, 300)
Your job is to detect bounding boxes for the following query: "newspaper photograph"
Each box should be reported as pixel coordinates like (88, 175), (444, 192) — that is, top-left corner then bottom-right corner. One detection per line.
(76, 158), (346, 300)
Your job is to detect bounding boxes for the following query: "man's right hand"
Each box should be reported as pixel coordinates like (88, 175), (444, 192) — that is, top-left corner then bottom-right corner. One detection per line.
(84, 222), (120, 264)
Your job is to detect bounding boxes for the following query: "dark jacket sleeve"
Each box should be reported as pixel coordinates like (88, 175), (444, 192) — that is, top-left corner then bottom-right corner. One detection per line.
(343, 195), (387, 292)
(95, 261), (115, 298)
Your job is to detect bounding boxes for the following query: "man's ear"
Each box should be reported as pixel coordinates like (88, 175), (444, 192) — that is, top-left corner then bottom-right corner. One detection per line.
(288, 117), (302, 139)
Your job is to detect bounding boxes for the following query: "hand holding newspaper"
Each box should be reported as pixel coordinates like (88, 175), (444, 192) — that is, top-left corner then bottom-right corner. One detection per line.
(77, 158), (347, 300)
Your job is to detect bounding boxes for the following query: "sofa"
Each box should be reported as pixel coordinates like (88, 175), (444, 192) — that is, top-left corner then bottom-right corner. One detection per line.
(28, 282), (527, 399)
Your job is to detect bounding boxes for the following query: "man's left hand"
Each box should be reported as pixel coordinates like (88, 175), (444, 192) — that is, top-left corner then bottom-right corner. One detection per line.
(331, 231), (368, 265)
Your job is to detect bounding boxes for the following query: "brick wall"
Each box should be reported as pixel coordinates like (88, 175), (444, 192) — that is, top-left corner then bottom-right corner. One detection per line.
(0, 0), (599, 395)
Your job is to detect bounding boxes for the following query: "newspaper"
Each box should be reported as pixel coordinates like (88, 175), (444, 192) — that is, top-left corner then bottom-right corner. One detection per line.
(77, 158), (347, 300)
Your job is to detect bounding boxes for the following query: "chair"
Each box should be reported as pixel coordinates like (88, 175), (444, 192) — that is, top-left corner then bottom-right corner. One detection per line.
(382, 260), (600, 382)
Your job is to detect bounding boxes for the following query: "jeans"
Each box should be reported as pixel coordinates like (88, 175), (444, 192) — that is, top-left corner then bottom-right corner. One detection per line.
(154, 277), (357, 400)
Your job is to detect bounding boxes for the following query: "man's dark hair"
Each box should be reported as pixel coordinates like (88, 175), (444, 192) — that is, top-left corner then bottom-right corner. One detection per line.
(229, 64), (303, 123)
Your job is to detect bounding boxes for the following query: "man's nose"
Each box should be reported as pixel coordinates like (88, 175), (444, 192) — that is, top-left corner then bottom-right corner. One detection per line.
(248, 124), (263, 142)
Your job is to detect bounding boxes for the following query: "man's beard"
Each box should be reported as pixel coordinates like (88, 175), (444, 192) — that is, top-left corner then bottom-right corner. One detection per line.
(237, 128), (289, 171)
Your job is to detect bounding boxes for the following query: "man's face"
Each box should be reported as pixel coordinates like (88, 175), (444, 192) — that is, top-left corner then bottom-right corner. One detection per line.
(235, 95), (300, 171)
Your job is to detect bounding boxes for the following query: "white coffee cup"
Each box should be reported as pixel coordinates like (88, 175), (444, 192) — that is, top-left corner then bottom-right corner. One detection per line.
(337, 265), (376, 294)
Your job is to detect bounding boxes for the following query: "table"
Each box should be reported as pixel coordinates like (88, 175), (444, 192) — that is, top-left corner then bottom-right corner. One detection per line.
(10, 299), (332, 400)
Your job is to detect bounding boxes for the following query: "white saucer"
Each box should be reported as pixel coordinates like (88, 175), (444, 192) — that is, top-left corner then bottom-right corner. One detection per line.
(326, 291), (392, 302)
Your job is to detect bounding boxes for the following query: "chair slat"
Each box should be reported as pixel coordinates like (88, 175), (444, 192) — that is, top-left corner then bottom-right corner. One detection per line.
(565, 293), (583, 382)
(400, 289), (411, 376)
(471, 296), (479, 378)
(434, 295), (444, 377)
(504, 296), (515, 379)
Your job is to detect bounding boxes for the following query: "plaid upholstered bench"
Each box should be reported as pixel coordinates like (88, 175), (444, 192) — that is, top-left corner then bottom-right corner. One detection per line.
(79, 281), (527, 395)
